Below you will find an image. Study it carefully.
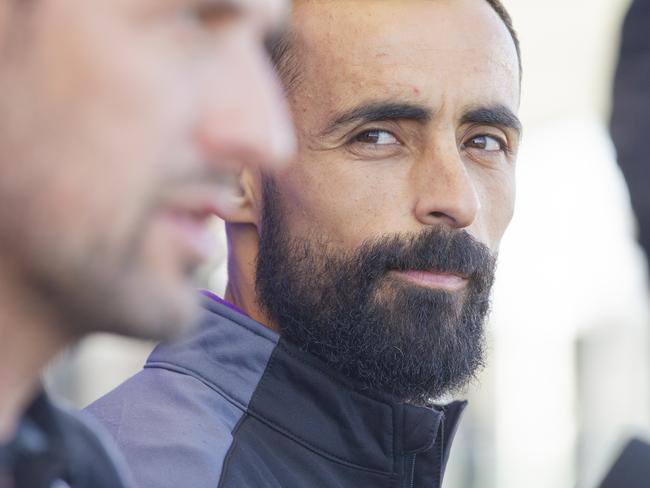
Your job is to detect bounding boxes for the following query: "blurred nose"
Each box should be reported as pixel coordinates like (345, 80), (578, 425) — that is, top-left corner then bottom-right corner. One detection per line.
(195, 31), (296, 173)
(413, 140), (480, 229)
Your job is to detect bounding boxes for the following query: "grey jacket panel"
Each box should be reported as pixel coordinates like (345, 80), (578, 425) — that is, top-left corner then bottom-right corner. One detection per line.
(86, 297), (464, 488)
(86, 298), (278, 488)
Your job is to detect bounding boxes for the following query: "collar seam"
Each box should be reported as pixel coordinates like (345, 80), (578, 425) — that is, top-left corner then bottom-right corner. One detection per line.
(201, 299), (280, 346)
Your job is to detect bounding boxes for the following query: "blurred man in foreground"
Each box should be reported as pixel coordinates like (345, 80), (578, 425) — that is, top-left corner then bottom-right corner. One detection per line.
(0, 0), (294, 486)
(88, 1), (521, 487)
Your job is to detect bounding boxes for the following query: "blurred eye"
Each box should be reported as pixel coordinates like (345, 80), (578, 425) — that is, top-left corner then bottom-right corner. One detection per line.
(187, 1), (240, 29)
(464, 134), (506, 152)
(353, 130), (400, 146)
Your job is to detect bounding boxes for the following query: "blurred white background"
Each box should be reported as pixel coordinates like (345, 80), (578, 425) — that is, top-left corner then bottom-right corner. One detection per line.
(47, 0), (650, 487)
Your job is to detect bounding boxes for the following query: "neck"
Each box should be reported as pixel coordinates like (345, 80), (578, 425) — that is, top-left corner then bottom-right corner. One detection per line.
(0, 260), (70, 444)
(223, 223), (280, 333)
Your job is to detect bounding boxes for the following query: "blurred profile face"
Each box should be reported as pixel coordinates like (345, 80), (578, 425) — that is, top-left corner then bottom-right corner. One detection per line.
(0, 0), (293, 339)
(255, 0), (521, 402)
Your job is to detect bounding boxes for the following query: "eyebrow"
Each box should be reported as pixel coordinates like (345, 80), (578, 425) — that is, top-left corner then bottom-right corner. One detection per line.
(321, 101), (521, 138)
(321, 101), (433, 137)
(461, 105), (522, 136)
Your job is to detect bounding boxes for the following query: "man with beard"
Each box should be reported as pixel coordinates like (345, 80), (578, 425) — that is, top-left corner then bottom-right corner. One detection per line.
(0, 0), (293, 487)
(87, 0), (522, 487)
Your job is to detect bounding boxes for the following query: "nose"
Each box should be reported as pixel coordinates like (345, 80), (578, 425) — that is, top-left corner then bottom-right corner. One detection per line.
(194, 31), (296, 173)
(413, 141), (480, 229)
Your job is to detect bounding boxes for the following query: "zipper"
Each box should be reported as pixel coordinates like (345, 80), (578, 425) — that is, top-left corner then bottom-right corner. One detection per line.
(404, 412), (449, 488)
(431, 420), (445, 488)
(404, 453), (416, 488)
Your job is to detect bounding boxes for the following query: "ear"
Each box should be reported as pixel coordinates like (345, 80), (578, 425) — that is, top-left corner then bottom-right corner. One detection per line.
(211, 166), (260, 226)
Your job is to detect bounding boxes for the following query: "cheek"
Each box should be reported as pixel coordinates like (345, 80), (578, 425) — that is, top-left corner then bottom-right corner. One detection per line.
(1, 5), (200, 261)
(273, 160), (414, 248)
(472, 166), (516, 248)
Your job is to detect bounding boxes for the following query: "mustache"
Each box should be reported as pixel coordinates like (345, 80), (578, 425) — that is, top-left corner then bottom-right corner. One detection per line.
(351, 226), (495, 279)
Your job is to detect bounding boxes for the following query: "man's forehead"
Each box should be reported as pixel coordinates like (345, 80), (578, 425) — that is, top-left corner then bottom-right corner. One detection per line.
(293, 0), (517, 71)
(288, 0), (520, 124)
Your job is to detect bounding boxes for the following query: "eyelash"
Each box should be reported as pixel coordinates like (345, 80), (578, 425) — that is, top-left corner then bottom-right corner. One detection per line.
(464, 134), (511, 154)
(351, 129), (401, 146)
(350, 129), (510, 155)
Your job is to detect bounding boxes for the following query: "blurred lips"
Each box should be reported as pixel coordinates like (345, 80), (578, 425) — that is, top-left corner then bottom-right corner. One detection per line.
(391, 270), (468, 290)
(161, 208), (215, 262)
(157, 185), (222, 263)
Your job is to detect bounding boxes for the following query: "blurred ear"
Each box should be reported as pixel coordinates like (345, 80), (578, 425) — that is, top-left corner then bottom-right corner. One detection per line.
(211, 166), (259, 226)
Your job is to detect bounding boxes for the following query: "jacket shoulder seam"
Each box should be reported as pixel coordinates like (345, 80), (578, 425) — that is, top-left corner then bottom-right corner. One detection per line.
(143, 362), (249, 415)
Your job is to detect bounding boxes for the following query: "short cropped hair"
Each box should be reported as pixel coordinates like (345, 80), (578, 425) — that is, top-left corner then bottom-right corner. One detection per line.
(267, 0), (521, 92)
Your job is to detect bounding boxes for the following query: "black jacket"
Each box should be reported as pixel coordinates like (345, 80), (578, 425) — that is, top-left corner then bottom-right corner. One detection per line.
(0, 392), (132, 488)
(611, 0), (650, 266)
(87, 296), (466, 488)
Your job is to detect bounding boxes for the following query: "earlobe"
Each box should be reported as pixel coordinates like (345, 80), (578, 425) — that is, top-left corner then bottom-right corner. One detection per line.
(211, 167), (258, 225)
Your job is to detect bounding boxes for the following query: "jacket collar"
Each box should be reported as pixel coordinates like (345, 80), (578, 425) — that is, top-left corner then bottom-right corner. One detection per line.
(149, 297), (466, 484)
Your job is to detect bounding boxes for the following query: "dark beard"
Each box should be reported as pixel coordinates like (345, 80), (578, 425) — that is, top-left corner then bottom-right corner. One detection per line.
(255, 177), (496, 405)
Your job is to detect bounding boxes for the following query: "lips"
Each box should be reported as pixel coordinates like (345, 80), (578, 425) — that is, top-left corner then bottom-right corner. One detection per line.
(391, 269), (468, 290)
(157, 184), (225, 262)
(160, 208), (216, 262)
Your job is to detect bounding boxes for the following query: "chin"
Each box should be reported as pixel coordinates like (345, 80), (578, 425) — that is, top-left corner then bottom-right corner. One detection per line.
(115, 276), (201, 341)
(59, 265), (202, 342)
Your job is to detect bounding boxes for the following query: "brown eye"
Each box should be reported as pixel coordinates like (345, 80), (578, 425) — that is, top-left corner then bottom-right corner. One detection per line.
(464, 135), (505, 152)
(354, 130), (400, 145)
